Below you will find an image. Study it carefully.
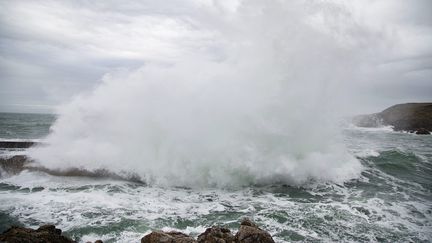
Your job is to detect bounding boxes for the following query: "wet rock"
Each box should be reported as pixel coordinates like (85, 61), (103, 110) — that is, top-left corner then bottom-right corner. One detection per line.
(235, 219), (275, 243)
(141, 231), (197, 243)
(0, 141), (36, 149)
(0, 155), (143, 183)
(415, 128), (430, 135)
(141, 219), (274, 243)
(197, 226), (235, 243)
(0, 155), (29, 175)
(0, 224), (75, 243)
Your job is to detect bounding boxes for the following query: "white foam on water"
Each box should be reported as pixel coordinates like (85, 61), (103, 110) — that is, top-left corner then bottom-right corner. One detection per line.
(1, 170), (431, 242)
(345, 124), (395, 133)
(355, 149), (380, 158)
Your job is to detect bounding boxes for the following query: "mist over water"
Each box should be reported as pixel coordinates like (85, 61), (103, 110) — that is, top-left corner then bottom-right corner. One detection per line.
(27, 1), (393, 187)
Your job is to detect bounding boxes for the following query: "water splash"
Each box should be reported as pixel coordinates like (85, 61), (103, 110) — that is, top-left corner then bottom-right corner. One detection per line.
(28, 1), (371, 187)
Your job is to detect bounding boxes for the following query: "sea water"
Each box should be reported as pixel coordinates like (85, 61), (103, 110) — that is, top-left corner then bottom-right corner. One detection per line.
(0, 113), (431, 242)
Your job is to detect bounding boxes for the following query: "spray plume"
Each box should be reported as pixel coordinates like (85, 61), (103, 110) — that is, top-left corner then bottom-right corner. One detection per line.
(28, 1), (381, 187)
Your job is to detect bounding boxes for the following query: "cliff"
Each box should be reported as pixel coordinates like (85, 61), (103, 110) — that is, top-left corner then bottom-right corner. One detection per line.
(352, 103), (432, 134)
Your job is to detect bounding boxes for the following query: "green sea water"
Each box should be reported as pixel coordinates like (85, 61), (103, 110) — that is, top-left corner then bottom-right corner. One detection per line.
(0, 113), (431, 242)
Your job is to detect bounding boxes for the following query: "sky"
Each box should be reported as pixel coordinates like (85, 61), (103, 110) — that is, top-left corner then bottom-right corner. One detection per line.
(0, 0), (431, 114)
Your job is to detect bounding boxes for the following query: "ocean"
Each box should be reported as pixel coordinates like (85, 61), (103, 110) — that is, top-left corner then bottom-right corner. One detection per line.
(0, 112), (431, 242)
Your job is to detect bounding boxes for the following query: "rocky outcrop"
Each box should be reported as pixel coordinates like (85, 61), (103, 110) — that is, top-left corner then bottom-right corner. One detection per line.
(141, 231), (197, 243)
(0, 155), (28, 175)
(0, 141), (37, 149)
(0, 225), (75, 243)
(352, 103), (432, 134)
(197, 226), (235, 242)
(415, 128), (430, 135)
(1, 219), (274, 243)
(0, 155), (142, 182)
(235, 219), (275, 243)
(141, 219), (274, 243)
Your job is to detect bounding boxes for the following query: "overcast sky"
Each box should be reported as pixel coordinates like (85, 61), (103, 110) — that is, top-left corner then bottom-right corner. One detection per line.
(0, 0), (431, 114)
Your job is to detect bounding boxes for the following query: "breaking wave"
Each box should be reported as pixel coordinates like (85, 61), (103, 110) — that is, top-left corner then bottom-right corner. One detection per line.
(28, 1), (370, 187)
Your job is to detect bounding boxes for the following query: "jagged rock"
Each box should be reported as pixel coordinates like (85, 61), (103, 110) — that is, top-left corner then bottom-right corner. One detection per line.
(0, 155), (29, 175)
(1, 220), (275, 243)
(352, 103), (432, 134)
(235, 219), (275, 243)
(238, 219), (256, 228)
(0, 141), (36, 149)
(0, 225), (75, 243)
(197, 226), (235, 243)
(415, 128), (430, 135)
(141, 231), (197, 243)
(0, 155), (142, 183)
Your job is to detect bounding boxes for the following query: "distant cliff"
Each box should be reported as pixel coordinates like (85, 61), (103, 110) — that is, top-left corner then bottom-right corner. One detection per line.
(352, 103), (432, 134)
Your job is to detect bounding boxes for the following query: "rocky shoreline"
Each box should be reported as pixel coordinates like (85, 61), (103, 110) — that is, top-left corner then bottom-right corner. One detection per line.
(0, 219), (275, 243)
(352, 103), (432, 134)
(0, 155), (137, 181)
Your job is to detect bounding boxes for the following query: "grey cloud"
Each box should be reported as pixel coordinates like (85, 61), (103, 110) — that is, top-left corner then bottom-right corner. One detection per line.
(0, 0), (431, 113)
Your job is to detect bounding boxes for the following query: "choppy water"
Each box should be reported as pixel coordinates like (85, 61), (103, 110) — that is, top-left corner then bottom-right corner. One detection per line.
(0, 113), (431, 242)
(0, 112), (55, 140)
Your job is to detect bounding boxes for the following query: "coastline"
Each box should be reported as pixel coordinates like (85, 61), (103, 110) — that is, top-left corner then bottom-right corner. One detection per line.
(0, 218), (275, 243)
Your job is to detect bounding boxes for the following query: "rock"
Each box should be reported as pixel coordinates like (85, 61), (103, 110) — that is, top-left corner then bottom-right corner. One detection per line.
(141, 231), (197, 243)
(0, 155), (142, 183)
(0, 225), (75, 243)
(238, 219), (257, 228)
(415, 128), (430, 135)
(197, 226), (235, 243)
(379, 103), (432, 131)
(0, 155), (29, 175)
(235, 219), (275, 243)
(352, 103), (432, 134)
(0, 141), (37, 149)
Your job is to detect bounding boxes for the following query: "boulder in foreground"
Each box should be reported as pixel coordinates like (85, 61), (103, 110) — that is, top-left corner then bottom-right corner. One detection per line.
(0, 225), (75, 243)
(141, 218), (275, 243)
(197, 226), (235, 242)
(0, 219), (274, 243)
(141, 231), (197, 243)
(235, 219), (275, 243)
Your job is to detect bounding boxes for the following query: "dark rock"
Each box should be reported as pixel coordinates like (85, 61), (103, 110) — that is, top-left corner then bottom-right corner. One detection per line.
(94, 240), (103, 243)
(141, 231), (197, 243)
(0, 225), (75, 243)
(0, 155), (29, 175)
(352, 103), (432, 134)
(0, 155), (143, 183)
(235, 219), (275, 243)
(197, 226), (235, 243)
(239, 219), (257, 228)
(0, 141), (37, 149)
(379, 103), (432, 131)
(415, 128), (430, 135)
